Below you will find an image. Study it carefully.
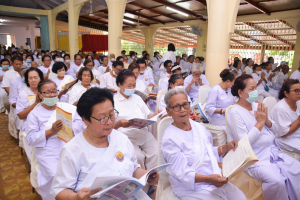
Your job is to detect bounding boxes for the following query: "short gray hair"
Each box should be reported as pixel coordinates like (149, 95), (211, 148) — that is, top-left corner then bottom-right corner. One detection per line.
(109, 54), (115, 58)
(164, 88), (188, 108)
(191, 63), (204, 73)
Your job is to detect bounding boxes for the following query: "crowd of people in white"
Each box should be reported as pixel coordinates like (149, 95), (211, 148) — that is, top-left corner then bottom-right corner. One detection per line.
(1, 42), (300, 200)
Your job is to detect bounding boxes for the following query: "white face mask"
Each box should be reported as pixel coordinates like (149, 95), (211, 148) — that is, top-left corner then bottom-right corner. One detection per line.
(140, 70), (145, 74)
(111, 58), (115, 61)
(62, 53), (65, 57)
(34, 52), (37, 55)
(256, 71), (262, 76)
(175, 86), (183, 90)
(38, 55), (42, 59)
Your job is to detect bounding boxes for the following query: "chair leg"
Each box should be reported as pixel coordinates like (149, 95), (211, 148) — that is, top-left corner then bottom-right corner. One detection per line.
(26, 156), (31, 174)
(20, 147), (23, 156)
(32, 187), (35, 193)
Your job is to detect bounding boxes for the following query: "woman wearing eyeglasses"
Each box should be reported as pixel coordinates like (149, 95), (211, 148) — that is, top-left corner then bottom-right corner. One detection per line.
(26, 79), (85, 200)
(269, 79), (300, 160)
(228, 75), (300, 200)
(100, 61), (124, 94)
(114, 70), (161, 170)
(183, 63), (210, 102)
(161, 88), (245, 200)
(51, 88), (159, 200)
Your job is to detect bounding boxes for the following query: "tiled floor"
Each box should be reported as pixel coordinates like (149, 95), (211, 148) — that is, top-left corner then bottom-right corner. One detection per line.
(0, 113), (42, 200)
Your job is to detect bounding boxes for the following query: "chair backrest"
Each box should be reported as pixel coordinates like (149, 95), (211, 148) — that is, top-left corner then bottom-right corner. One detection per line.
(198, 85), (211, 105)
(225, 105), (235, 143)
(263, 97), (277, 115)
(156, 89), (168, 111)
(157, 117), (174, 166)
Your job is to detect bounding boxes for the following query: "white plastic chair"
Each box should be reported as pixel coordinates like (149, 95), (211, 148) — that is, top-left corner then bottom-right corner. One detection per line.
(263, 97), (277, 115)
(155, 89), (168, 111)
(155, 117), (180, 200)
(225, 105), (264, 200)
(198, 85), (211, 105)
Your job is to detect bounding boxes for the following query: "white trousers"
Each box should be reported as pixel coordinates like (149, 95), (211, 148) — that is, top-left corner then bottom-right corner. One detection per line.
(258, 91), (272, 102)
(181, 182), (246, 200)
(129, 132), (158, 170)
(37, 158), (58, 200)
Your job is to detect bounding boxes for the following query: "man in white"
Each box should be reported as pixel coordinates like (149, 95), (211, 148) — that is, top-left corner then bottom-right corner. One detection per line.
(290, 62), (300, 82)
(162, 43), (176, 65)
(100, 61), (124, 93)
(161, 88), (246, 200)
(183, 55), (194, 74)
(151, 52), (159, 66)
(0, 58), (10, 112)
(108, 53), (115, 68)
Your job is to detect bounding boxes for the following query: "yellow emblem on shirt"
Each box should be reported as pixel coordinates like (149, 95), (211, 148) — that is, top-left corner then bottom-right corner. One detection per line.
(145, 78), (148, 81)
(116, 151), (124, 162)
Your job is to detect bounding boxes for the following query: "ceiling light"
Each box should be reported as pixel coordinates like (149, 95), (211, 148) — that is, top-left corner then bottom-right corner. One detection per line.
(123, 19), (134, 24)
(166, 6), (188, 17)
(0, 19), (3, 23)
(124, 13), (135, 19)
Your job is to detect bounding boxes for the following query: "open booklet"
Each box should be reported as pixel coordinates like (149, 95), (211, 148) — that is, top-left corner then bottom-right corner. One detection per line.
(56, 106), (73, 143)
(134, 90), (157, 101)
(222, 134), (259, 178)
(129, 111), (167, 129)
(90, 163), (171, 199)
(190, 103), (208, 122)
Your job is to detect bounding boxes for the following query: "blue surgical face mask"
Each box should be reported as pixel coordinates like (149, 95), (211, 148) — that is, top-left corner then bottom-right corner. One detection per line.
(42, 96), (59, 106)
(123, 87), (135, 96)
(243, 90), (258, 103)
(2, 65), (9, 70)
(22, 77), (25, 83)
(26, 59), (32, 63)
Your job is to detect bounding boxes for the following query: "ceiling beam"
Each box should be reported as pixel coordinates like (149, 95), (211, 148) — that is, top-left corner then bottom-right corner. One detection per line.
(92, 14), (136, 27)
(151, 0), (206, 21)
(125, 9), (165, 24)
(244, 0), (271, 15)
(98, 10), (150, 26)
(78, 20), (107, 29)
(231, 38), (247, 46)
(30, 0), (52, 10)
(243, 22), (294, 47)
(155, 33), (194, 44)
(234, 30), (267, 46)
(128, 2), (184, 23)
(80, 16), (107, 26)
(194, 0), (206, 6)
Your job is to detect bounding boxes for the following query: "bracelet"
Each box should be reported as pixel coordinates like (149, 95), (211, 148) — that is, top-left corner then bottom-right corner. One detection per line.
(220, 109), (223, 115)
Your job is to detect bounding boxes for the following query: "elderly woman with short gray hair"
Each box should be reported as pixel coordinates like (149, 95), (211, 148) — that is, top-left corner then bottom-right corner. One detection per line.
(183, 63), (210, 102)
(160, 88), (246, 200)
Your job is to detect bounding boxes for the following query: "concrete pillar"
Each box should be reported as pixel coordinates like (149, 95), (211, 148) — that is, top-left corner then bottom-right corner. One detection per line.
(260, 45), (265, 64)
(205, 0), (240, 86)
(29, 23), (36, 49)
(284, 18), (300, 73)
(140, 27), (158, 57)
(106, 0), (127, 56)
(47, 10), (56, 51)
(196, 24), (207, 59)
(40, 15), (50, 50)
(68, 0), (83, 57)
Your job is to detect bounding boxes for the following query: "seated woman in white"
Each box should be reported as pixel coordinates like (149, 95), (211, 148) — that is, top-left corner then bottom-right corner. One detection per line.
(227, 74), (300, 200)
(26, 79), (85, 200)
(136, 59), (155, 89)
(158, 74), (191, 113)
(69, 54), (84, 79)
(161, 88), (246, 200)
(269, 79), (300, 159)
(76, 58), (101, 86)
(52, 62), (74, 102)
(114, 70), (161, 170)
(262, 61), (278, 99)
(159, 65), (181, 91)
(270, 65), (289, 91)
(183, 55), (194, 74)
(243, 58), (253, 75)
(16, 67), (43, 139)
(184, 63), (210, 102)
(98, 56), (111, 74)
(100, 61), (124, 94)
(232, 60), (244, 76)
(128, 62), (147, 94)
(68, 67), (95, 106)
(160, 60), (172, 79)
(51, 88), (159, 200)
(251, 65), (272, 102)
(206, 69), (236, 132)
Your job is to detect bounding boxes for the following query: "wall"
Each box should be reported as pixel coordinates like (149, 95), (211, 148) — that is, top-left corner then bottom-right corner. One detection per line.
(0, 17), (41, 49)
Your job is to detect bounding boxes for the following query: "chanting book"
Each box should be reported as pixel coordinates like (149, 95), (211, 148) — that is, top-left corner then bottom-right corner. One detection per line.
(128, 111), (166, 129)
(62, 79), (77, 90)
(222, 134), (259, 178)
(56, 106), (73, 143)
(134, 90), (157, 101)
(190, 103), (208, 122)
(90, 163), (171, 200)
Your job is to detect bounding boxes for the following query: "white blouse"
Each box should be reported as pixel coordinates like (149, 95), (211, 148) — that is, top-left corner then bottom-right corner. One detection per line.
(99, 72), (118, 90)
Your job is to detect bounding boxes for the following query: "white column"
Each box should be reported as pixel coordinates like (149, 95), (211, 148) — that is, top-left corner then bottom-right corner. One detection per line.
(106, 0), (127, 56)
(29, 23), (36, 49)
(205, 0), (240, 86)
